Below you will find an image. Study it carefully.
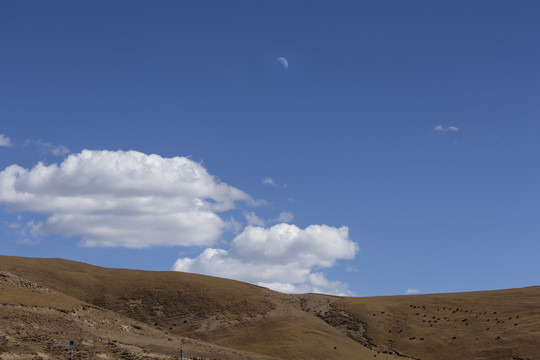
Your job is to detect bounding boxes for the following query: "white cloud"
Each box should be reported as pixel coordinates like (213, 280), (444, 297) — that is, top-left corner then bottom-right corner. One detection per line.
(244, 211), (265, 226)
(51, 145), (70, 156)
(0, 150), (251, 248)
(405, 289), (420, 294)
(224, 217), (243, 234)
(172, 223), (358, 295)
(272, 211), (294, 223)
(262, 177), (286, 188)
(24, 139), (70, 156)
(257, 274), (350, 295)
(1, 149), (358, 294)
(0, 134), (12, 147)
(262, 177), (277, 186)
(245, 211), (293, 226)
(433, 125), (459, 133)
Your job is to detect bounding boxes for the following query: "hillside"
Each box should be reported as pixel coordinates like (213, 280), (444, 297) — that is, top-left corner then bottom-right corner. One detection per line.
(0, 255), (538, 360)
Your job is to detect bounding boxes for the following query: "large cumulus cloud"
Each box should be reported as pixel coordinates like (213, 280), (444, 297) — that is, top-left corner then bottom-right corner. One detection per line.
(0, 149), (250, 248)
(0, 149), (360, 294)
(173, 223), (359, 295)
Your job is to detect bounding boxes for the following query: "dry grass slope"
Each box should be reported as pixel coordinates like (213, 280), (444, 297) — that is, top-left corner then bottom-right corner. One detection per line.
(333, 288), (540, 360)
(0, 255), (538, 360)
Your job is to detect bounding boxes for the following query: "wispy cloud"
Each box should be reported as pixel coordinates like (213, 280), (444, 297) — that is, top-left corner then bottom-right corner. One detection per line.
(244, 211), (294, 226)
(405, 288), (420, 294)
(433, 125), (459, 133)
(50, 145), (70, 156)
(271, 211), (294, 223)
(224, 217), (243, 234)
(0, 134), (12, 147)
(262, 177), (277, 186)
(24, 139), (70, 156)
(262, 177), (286, 188)
(244, 212), (265, 226)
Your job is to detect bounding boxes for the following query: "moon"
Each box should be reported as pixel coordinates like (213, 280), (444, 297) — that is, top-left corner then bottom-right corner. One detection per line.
(276, 57), (288, 69)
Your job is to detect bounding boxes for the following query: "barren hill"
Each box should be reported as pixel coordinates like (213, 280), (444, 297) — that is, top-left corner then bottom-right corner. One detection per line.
(0, 255), (538, 360)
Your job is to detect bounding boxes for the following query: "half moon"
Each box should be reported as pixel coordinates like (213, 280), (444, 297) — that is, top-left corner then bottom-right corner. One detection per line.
(276, 57), (288, 69)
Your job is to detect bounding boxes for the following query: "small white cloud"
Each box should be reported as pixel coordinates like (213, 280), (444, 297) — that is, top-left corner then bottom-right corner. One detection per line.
(0, 149), (251, 248)
(406, 289), (420, 294)
(255, 282), (298, 293)
(173, 223), (359, 295)
(0, 134), (12, 147)
(4, 222), (21, 229)
(433, 125), (459, 133)
(25, 140), (70, 156)
(262, 177), (277, 186)
(262, 177), (286, 188)
(51, 145), (70, 156)
(12, 221), (41, 245)
(272, 211), (294, 223)
(224, 217), (243, 234)
(258, 274), (351, 295)
(244, 212), (265, 226)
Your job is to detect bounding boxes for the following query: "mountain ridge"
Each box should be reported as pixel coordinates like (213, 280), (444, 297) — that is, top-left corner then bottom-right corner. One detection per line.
(1, 255), (538, 360)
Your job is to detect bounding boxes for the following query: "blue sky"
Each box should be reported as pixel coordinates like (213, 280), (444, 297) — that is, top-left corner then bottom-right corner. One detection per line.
(1, 1), (539, 296)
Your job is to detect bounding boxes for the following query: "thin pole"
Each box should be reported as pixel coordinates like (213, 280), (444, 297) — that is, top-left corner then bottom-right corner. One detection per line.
(69, 339), (75, 360)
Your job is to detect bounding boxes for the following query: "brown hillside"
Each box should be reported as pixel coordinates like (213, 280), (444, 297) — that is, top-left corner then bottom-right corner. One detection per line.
(0, 265), (276, 360)
(332, 287), (540, 360)
(0, 255), (539, 360)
